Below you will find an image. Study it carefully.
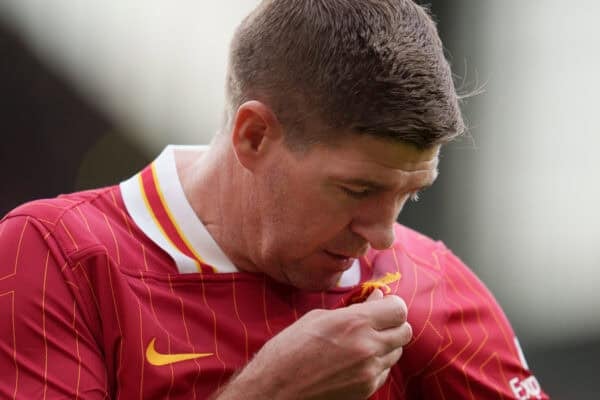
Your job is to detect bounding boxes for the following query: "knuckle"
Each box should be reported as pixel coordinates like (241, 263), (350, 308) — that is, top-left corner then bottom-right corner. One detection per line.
(386, 295), (407, 322)
(404, 321), (413, 342)
(380, 346), (403, 369)
(357, 365), (380, 394)
(344, 313), (372, 335)
(363, 365), (380, 382)
(354, 355), (392, 397)
(391, 346), (403, 364)
(364, 380), (380, 397)
(389, 295), (407, 311)
(375, 368), (392, 391)
(354, 341), (379, 360)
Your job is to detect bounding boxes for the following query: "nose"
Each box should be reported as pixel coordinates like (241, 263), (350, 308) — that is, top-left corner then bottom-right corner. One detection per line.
(349, 205), (398, 250)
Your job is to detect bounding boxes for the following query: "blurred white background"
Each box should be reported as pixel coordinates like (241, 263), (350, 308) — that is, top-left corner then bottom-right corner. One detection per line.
(1, 0), (259, 152)
(468, 0), (600, 344)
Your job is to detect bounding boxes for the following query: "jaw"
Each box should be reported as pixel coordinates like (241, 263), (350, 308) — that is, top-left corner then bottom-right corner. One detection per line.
(273, 254), (354, 291)
(282, 270), (344, 291)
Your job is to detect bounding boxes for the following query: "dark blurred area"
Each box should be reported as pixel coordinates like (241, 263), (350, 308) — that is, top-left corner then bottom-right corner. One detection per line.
(1, 2), (598, 397)
(0, 21), (148, 216)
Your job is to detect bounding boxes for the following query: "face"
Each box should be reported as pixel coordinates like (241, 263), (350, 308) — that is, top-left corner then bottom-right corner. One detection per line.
(250, 133), (440, 291)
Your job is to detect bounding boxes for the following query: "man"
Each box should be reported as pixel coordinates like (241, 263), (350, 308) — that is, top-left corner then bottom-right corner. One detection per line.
(0, 0), (548, 399)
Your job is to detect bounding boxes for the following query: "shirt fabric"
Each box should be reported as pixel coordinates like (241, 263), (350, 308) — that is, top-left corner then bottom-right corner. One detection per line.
(0, 145), (548, 399)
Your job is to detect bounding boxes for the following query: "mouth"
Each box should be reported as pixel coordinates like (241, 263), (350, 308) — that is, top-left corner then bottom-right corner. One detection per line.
(322, 250), (357, 271)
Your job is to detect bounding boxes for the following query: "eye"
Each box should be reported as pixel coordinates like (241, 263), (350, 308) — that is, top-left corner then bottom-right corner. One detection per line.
(341, 186), (372, 199)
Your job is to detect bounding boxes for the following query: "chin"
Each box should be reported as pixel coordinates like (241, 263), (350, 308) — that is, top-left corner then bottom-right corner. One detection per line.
(285, 271), (343, 292)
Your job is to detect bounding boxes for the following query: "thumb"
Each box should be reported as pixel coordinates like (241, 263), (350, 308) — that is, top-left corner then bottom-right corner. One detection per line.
(366, 288), (384, 302)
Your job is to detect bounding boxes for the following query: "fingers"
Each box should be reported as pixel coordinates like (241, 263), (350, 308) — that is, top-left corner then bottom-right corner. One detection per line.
(379, 346), (404, 370)
(375, 367), (392, 392)
(368, 347), (403, 395)
(369, 331), (407, 392)
(356, 294), (408, 330)
(366, 288), (384, 301)
(377, 321), (413, 350)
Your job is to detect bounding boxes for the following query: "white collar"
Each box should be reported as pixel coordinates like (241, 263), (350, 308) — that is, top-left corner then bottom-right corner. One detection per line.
(120, 145), (360, 285)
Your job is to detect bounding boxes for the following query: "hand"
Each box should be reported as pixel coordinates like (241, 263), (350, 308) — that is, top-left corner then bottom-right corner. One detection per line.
(215, 289), (412, 400)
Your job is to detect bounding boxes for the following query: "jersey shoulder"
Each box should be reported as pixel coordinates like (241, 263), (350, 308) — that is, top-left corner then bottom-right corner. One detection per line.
(376, 223), (495, 316)
(393, 223), (447, 264)
(385, 223), (477, 278)
(366, 223), (456, 275)
(4, 187), (114, 222)
(2, 186), (123, 258)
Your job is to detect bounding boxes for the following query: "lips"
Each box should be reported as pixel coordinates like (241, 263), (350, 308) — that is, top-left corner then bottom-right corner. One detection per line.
(323, 250), (357, 271)
(325, 246), (368, 260)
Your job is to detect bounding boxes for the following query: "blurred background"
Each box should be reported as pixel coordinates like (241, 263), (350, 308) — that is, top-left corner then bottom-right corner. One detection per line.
(0, 0), (598, 396)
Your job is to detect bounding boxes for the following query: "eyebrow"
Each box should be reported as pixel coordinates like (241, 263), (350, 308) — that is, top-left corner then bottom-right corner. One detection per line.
(337, 179), (435, 194)
(337, 168), (438, 192)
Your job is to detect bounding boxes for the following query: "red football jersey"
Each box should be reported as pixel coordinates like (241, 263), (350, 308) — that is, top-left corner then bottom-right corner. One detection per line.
(0, 146), (548, 399)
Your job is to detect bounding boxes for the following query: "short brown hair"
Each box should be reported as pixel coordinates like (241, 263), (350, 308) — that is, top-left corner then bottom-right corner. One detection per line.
(226, 0), (464, 149)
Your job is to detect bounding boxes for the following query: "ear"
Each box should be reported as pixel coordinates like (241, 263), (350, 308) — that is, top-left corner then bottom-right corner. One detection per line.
(231, 100), (283, 171)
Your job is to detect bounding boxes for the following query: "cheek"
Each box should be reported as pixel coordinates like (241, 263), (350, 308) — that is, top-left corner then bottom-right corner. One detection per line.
(294, 197), (353, 245)
(263, 169), (353, 243)
(269, 190), (350, 245)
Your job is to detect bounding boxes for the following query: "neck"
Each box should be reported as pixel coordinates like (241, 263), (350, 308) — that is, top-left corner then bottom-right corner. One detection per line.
(177, 138), (260, 274)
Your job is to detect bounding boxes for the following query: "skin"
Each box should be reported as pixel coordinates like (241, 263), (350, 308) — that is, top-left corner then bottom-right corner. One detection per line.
(180, 100), (440, 291)
(214, 288), (413, 400)
(177, 100), (440, 398)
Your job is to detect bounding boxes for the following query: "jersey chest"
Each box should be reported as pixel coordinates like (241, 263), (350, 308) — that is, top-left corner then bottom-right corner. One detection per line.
(97, 270), (357, 398)
(81, 253), (443, 399)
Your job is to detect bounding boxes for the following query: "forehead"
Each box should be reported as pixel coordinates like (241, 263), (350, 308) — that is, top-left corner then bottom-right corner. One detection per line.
(301, 135), (440, 187)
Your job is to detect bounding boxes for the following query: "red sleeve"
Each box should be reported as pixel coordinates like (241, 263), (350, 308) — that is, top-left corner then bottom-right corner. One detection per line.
(0, 215), (109, 399)
(420, 248), (549, 400)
